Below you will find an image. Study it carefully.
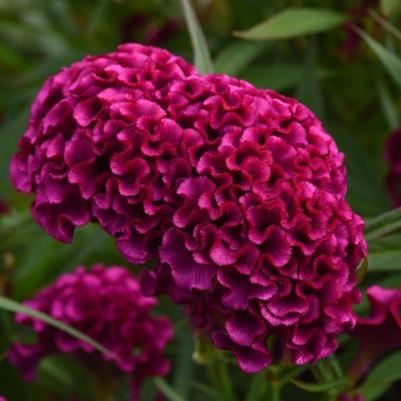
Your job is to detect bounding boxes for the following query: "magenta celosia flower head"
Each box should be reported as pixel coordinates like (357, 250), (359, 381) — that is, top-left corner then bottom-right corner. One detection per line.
(9, 264), (172, 390)
(384, 128), (401, 206)
(352, 285), (401, 359)
(10, 43), (366, 373)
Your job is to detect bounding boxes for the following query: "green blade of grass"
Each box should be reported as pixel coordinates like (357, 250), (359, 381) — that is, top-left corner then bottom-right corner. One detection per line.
(154, 377), (187, 401)
(355, 27), (401, 89)
(0, 296), (117, 360)
(365, 206), (401, 240)
(180, 0), (214, 74)
(233, 8), (345, 40)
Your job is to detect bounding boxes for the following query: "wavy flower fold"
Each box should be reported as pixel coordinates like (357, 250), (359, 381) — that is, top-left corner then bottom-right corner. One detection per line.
(10, 43), (366, 373)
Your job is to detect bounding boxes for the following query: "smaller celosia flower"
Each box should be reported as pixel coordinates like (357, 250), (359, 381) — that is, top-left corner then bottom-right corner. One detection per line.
(352, 285), (401, 359)
(9, 264), (172, 400)
(384, 128), (401, 207)
(0, 397), (7, 401)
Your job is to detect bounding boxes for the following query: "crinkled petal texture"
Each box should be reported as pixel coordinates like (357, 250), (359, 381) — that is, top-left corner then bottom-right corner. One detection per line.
(10, 43), (366, 373)
(352, 285), (401, 358)
(8, 264), (173, 383)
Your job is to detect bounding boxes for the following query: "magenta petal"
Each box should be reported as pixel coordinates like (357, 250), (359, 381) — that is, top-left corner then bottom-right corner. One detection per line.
(213, 332), (271, 373)
(225, 312), (265, 346)
(160, 228), (215, 290)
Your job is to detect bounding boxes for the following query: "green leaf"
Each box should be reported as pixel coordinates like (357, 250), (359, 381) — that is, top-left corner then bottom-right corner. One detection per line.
(180, 0), (214, 74)
(356, 28), (401, 89)
(240, 63), (302, 90)
(378, 80), (399, 130)
(380, 0), (401, 16)
(214, 41), (267, 75)
(358, 350), (401, 401)
(245, 371), (269, 401)
(365, 206), (401, 240)
(369, 9), (401, 41)
(0, 296), (116, 360)
(296, 37), (324, 117)
(367, 249), (401, 271)
(290, 378), (346, 392)
(154, 378), (187, 401)
(233, 8), (345, 41)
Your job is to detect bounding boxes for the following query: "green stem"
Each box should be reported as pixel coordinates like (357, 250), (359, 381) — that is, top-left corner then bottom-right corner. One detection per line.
(207, 351), (237, 401)
(271, 383), (280, 401)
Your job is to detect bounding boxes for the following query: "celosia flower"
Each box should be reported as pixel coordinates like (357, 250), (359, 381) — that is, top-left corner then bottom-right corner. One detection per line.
(352, 285), (401, 359)
(384, 128), (401, 207)
(10, 43), (366, 373)
(9, 264), (172, 400)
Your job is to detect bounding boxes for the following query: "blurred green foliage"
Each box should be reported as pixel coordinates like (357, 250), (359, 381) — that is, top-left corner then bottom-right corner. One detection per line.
(1, 0), (401, 400)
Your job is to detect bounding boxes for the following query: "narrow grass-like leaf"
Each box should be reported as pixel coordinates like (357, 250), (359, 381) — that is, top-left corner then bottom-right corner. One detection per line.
(214, 41), (267, 75)
(378, 80), (399, 129)
(154, 378), (187, 401)
(180, 0), (213, 74)
(369, 9), (401, 41)
(356, 27), (401, 89)
(290, 378), (346, 392)
(365, 206), (401, 240)
(367, 249), (401, 271)
(0, 296), (116, 360)
(233, 8), (345, 40)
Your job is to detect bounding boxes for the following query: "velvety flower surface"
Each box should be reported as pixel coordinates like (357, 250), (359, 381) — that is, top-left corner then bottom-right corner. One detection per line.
(352, 285), (401, 359)
(10, 43), (366, 373)
(384, 128), (401, 206)
(9, 264), (172, 389)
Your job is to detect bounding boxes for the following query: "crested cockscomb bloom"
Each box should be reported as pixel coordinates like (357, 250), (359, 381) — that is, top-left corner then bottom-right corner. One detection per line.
(10, 43), (366, 373)
(384, 128), (401, 207)
(8, 264), (172, 399)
